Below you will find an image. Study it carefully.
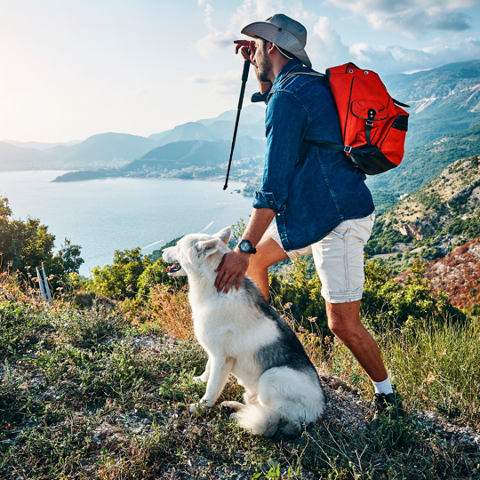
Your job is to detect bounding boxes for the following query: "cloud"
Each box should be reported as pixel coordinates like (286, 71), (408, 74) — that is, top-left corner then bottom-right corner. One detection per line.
(194, 0), (317, 58)
(325, 0), (474, 37)
(308, 15), (480, 74)
(348, 37), (480, 74)
(195, 30), (237, 58)
(204, 3), (214, 30)
(310, 16), (350, 67)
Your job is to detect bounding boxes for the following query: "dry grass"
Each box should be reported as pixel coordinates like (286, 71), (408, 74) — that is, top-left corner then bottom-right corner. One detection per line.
(149, 284), (194, 341)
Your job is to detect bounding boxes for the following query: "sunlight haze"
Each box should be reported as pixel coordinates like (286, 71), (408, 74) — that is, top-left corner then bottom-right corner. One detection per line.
(1, 0), (480, 143)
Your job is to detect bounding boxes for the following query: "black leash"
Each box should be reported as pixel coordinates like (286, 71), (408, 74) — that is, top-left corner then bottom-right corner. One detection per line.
(223, 60), (250, 190)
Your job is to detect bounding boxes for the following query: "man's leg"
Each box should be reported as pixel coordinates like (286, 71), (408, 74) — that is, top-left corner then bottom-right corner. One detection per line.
(325, 300), (387, 382)
(247, 232), (288, 300)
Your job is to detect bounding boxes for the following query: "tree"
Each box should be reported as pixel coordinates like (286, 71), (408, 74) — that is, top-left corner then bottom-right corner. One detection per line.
(0, 197), (84, 285)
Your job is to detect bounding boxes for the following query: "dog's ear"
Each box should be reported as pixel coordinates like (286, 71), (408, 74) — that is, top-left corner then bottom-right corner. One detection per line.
(196, 238), (221, 257)
(214, 227), (231, 245)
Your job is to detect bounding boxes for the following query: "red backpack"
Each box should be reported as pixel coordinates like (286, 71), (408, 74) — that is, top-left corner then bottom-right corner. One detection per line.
(286, 62), (409, 175)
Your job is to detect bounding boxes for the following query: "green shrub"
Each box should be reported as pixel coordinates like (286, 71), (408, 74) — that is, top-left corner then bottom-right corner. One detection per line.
(362, 259), (464, 333)
(90, 248), (150, 299)
(269, 259), (328, 334)
(0, 196), (84, 287)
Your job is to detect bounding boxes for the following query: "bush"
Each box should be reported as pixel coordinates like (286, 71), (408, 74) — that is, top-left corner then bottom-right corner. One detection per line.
(269, 259), (328, 334)
(91, 248), (187, 300)
(268, 257), (464, 338)
(90, 248), (150, 299)
(0, 196), (84, 288)
(362, 259), (465, 333)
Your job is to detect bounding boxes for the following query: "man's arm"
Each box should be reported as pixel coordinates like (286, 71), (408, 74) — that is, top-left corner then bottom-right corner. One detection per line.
(214, 207), (275, 294)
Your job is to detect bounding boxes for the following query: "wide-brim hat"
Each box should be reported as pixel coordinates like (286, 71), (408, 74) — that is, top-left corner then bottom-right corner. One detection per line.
(241, 13), (312, 69)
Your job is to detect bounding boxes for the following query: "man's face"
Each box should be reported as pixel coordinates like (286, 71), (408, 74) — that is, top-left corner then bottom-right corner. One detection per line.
(253, 38), (272, 83)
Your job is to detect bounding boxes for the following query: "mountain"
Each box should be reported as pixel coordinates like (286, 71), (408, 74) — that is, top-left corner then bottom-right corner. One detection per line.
(4, 60), (480, 175)
(0, 133), (158, 171)
(52, 136), (266, 182)
(385, 60), (480, 150)
(0, 142), (53, 171)
(196, 104), (266, 126)
(366, 120), (480, 195)
(148, 105), (266, 147)
(366, 154), (480, 272)
(123, 136), (265, 171)
(4, 140), (81, 150)
(47, 132), (156, 168)
(149, 122), (217, 145)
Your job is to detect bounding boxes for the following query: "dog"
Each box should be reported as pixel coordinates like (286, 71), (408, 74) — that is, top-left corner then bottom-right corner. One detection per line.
(162, 227), (325, 436)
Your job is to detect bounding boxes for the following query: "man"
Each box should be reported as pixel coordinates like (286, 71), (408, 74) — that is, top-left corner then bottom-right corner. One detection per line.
(214, 13), (403, 427)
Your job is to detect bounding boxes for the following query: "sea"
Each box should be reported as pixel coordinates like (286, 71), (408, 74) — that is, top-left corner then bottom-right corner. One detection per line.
(0, 171), (254, 276)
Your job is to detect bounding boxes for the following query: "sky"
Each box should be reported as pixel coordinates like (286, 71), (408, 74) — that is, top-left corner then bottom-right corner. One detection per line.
(1, 0), (480, 143)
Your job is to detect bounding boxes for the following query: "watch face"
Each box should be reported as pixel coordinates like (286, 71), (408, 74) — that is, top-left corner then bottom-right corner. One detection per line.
(239, 240), (251, 253)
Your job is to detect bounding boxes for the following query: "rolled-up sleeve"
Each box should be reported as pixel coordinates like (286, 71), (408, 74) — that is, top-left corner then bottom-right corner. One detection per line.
(252, 91), (309, 213)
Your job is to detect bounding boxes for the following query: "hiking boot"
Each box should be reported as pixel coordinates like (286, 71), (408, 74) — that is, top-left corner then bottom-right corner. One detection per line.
(370, 388), (405, 431)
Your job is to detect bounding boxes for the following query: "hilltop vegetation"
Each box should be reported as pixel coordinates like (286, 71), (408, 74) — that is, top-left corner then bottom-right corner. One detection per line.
(0, 197), (83, 287)
(366, 154), (480, 272)
(367, 120), (480, 195)
(1, 198), (480, 478)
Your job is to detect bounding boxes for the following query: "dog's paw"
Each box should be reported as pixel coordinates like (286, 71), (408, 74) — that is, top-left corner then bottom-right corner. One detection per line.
(192, 375), (206, 383)
(220, 401), (245, 412)
(188, 402), (210, 414)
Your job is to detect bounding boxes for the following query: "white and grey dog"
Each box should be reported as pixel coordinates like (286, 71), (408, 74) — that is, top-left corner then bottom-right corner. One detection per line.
(163, 227), (325, 436)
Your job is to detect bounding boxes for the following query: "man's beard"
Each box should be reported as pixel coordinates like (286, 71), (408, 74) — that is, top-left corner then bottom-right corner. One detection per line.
(257, 54), (272, 83)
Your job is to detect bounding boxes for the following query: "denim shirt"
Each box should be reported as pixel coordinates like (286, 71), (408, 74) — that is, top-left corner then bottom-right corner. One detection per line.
(251, 59), (375, 252)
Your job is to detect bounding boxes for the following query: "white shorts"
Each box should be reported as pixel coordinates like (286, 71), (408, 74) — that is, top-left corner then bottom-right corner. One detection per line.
(268, 213), (375, 304)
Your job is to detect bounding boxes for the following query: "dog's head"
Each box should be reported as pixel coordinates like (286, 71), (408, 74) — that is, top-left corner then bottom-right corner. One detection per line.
(162, 227), (231, 277)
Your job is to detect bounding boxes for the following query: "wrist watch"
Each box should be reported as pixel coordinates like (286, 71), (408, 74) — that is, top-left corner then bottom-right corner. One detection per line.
(238, 239), (257, 254)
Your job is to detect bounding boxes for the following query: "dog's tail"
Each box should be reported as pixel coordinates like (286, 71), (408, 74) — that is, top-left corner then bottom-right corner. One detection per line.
(235, 404), (280, 437)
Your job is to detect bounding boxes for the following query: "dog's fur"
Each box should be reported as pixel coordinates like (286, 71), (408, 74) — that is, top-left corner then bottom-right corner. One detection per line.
(163, 227), (325, 436)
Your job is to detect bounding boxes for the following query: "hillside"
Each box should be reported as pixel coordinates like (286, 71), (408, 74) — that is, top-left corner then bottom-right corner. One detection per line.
(0, 141), (53, 171)
(47, 132), (156, 168)
(52, 136), (266, 182)
(149, 105), (266, 147)
(366, 120), (480, 194)
(137, 136), (265, 167)
(366, 154), (480, 270)
(386, 59), (480, 150)
(397, 238), (480, 312)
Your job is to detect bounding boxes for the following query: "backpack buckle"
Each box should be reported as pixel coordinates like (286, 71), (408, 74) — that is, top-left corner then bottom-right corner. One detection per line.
(344, 145), (353, 154)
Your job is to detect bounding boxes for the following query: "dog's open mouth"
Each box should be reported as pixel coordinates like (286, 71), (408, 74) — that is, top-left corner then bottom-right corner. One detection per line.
(166, 263), (181, 274)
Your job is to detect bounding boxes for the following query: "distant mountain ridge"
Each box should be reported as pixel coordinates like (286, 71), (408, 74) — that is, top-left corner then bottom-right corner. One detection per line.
(385, 59), (480, 150)
(1, 105), (266, 172)
(0, 142), (52, 171)
(52, 136), (266, 182)
(148, 105), (266, 147)
(2, 59), (480, 178)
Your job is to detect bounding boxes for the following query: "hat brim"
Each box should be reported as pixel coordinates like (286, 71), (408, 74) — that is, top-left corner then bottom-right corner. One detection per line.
(241, 21), (312, 69)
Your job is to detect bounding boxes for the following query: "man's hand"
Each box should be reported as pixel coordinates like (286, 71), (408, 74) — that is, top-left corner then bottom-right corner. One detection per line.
(214, 249), (250, 294)
(234, 39), (255, 63)
(234, 40), (272, 94)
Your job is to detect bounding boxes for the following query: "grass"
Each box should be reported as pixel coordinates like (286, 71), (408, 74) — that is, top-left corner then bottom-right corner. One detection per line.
(1, 277), (480, 479)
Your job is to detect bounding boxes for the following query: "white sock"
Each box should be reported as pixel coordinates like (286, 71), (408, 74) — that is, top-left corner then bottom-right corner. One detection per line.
(372, 375), (393, 395)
